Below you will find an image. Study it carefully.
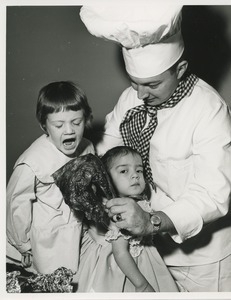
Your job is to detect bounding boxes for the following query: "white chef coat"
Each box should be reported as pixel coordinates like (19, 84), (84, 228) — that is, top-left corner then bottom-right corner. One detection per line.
(96, 78), (231, 266)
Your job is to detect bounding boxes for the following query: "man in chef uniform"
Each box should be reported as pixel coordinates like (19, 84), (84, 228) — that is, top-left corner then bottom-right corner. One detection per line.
(80, 4), (231, 292)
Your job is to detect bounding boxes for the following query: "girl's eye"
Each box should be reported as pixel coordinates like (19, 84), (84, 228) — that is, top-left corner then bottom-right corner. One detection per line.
(120, 169), (127, 174)
(73, 120), (82, 126)
(55, 124), (63, 128)
(137, 169), (143, 173)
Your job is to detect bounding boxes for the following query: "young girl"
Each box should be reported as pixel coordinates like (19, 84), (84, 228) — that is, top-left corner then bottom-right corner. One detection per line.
(6, 81), (94, 275)
(76, 146), (179, 292)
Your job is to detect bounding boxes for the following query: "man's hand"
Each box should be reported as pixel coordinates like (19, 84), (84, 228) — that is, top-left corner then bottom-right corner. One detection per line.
(106, 197), (153, 236)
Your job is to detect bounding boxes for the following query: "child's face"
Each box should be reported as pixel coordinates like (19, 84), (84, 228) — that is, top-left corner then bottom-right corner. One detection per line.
(45, 109), (85, 157)
(109, 153), (146, 197)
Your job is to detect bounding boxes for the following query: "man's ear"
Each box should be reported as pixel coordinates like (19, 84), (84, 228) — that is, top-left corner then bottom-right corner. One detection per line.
(176, 60), (188, 80)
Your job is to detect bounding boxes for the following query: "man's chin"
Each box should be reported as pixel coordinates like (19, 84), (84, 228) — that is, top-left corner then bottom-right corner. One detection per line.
(144, 98), (166, 106)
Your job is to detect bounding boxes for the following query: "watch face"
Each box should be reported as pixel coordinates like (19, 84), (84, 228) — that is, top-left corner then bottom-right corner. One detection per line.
(151, 214), (161, 226)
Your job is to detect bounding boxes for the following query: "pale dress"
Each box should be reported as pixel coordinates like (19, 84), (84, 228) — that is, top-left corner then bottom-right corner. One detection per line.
(76, 199), (179, 292)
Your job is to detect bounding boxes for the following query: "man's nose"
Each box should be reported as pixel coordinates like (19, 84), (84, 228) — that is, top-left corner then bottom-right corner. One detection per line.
(137, 85), (149, 100)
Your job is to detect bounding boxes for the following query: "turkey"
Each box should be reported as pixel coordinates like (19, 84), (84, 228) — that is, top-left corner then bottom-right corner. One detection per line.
(52, 153), (116, 226)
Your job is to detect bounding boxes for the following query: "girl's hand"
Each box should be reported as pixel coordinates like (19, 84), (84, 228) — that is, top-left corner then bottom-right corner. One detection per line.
(21, 250), (32, 268)
(136, 282), (155, 292)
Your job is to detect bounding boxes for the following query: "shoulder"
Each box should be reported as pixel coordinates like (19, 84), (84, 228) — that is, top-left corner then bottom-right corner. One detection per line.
(14, 136), (95, 183)
(118, 86), (140, 107)
(14, 135), (68, 182)
(193, 78), (228, 108)
(182, 78), (230, 122)
(77, 137), (95, 156)
(112, 86), (141, 119)
(189, 79), (231, 133)
(15, 135), (48, 166)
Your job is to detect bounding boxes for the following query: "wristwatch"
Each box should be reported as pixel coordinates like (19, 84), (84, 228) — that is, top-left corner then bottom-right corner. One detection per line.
(150, 213), (161, 233)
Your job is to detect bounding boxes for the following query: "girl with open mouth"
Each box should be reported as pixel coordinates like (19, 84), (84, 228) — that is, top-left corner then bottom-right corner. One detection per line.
(6, 81), (94, 279)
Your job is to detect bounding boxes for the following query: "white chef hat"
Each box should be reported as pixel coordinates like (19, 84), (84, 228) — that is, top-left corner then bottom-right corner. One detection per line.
(80, 4), (184, 78)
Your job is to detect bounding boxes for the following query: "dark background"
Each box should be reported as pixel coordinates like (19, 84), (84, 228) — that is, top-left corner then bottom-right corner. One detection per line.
(6, 5), (231, 182)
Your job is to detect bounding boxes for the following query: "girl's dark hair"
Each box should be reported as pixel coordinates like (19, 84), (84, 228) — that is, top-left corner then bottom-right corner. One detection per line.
(101, 146), (142, 172)
(36, 81), (92, 129)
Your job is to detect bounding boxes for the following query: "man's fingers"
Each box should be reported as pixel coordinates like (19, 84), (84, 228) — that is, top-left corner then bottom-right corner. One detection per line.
(113, 220), (128, 230)
(108, 205), (126, 216)
(106, 197), (130, 209)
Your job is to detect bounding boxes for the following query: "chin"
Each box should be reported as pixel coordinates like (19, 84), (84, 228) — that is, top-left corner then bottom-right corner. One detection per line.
(129, 188), (143, 195)
(60, 149), (76, 157)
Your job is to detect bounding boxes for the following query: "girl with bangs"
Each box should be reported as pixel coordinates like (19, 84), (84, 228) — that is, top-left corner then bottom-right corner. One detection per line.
(6, 81), (94, 275)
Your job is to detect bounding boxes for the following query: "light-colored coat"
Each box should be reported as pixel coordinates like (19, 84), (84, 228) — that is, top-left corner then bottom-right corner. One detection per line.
(6, 134), (94, 274)
(97, 78), (231, 266)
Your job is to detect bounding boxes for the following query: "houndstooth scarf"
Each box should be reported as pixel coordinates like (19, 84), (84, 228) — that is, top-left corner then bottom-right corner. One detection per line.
(119, 73), (198, 190)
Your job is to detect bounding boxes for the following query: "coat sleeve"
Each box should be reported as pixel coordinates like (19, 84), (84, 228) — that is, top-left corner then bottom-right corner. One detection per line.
(153, 100), (231, 243)
(6, 164), (36, 253)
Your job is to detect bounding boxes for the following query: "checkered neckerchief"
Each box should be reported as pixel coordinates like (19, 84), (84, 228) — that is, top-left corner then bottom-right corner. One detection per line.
(119, 74), (198, 190)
